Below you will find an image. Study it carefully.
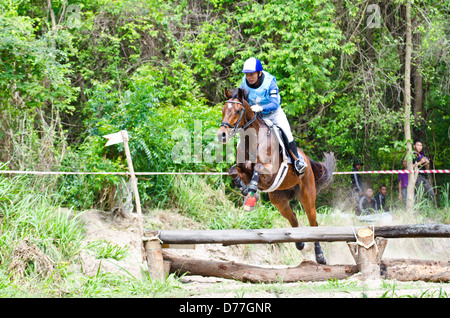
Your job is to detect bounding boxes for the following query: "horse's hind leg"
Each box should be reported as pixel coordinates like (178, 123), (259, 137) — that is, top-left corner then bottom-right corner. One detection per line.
(294, 184), (327, 265)
(268, 190), (304, 250)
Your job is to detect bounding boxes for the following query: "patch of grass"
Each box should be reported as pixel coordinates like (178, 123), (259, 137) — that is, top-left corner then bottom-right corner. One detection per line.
(84, 240), (129, 261)
(171, 175), (285, 230)
(381, 286), (448, 298)
(0, 176), (183, 297)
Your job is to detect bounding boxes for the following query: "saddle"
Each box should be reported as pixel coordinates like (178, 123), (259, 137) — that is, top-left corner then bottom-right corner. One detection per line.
(259, 117), (291, 192)
(260, 117), (291, 164)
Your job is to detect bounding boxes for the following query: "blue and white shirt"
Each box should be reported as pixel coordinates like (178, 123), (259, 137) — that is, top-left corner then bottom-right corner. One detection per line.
(240, 71), (281, 115)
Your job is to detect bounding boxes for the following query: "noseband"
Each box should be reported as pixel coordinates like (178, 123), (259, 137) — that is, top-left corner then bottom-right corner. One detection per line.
(220, 100), (257, 137)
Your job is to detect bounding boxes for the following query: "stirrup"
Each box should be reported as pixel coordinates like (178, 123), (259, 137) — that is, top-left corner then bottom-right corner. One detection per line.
(294, 160), (307, 175)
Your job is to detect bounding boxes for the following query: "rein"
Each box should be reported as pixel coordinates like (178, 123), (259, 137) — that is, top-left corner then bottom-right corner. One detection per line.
(220, 100), (257, 137)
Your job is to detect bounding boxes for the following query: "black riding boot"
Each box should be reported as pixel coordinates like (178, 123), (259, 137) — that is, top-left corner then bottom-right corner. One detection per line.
(288, 140), (307, 174)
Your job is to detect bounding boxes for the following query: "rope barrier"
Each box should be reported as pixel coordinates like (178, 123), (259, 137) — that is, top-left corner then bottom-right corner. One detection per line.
(333, 169), (450, 175)
(0, 170), (227, 176)
(0, 169), (449, 176)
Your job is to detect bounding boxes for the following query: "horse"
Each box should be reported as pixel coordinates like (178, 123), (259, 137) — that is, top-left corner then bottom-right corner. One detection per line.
(217, 88), (335, 265)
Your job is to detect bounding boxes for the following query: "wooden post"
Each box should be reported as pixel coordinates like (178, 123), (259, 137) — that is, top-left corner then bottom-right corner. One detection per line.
(120, 130), (148, 264)
(348, 227), (387, 280)
(103, 130), (149, 265)
(121, 131), (144, 237)
(144, 230), (166, 281)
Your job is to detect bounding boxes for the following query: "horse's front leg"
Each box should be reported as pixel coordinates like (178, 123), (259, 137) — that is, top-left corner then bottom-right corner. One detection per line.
(243, 163), (264, 211)
(229, 166), (248, 196)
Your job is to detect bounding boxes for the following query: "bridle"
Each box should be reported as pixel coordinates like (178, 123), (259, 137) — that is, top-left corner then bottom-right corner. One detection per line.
(220, 100), (257, 138)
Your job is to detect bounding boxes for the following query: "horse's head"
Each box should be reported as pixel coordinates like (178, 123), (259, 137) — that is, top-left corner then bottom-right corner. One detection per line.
(217, 88), (254, 144)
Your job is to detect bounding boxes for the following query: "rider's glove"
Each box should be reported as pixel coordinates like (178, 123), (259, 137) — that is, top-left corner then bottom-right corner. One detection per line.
(251, 105), (263, 113)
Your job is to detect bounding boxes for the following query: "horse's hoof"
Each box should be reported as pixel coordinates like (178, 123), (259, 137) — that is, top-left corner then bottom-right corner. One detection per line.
(296, 242), (313, 252)
(315, 254), (327, 265)
(243, 204), (254, 212)
(244, 194), (258, 211)
(295, 242), (305, 250)
(244, 193), (259, 212)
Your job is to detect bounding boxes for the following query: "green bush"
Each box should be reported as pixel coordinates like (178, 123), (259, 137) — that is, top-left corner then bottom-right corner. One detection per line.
(58, 62), (228, 210)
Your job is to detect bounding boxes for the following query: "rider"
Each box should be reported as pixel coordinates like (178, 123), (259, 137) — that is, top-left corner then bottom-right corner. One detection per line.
(239, 57), (307, 174)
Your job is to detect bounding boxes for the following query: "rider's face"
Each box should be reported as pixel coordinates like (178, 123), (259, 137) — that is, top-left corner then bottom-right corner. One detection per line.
(245, 71), (260, 85)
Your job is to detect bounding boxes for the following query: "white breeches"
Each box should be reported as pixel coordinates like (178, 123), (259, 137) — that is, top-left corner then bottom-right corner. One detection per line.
(262, 107), (294, 142)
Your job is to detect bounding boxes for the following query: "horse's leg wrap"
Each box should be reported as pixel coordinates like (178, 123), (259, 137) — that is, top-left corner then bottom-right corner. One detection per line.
(244, 170), (261, 212)
(247, 171), (260, 194)
(229, 166), (248, 196)
(232, 176), (248, 196)
(314, 242), (326, 265)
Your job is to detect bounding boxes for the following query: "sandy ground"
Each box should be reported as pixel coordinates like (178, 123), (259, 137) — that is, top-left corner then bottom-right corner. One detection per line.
(75, 208), (450, 298)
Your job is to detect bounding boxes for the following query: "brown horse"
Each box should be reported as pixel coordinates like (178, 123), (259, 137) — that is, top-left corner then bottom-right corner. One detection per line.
(217, 88), (335, 264)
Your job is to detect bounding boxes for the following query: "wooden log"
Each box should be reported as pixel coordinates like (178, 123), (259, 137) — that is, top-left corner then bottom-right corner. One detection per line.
(381, 259), (450, 282)
(163, 251), (450, 283)
(347, 228), (387, 280)
(374, 224), (450, 238)
(144, 231), (165, 281)
(163, 250), (358, 283)
(154, 224), (450, 245)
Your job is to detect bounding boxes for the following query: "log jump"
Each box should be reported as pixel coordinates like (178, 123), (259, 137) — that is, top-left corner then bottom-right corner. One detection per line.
(155, 224), (450, 245)
(143, 224), (450, 283)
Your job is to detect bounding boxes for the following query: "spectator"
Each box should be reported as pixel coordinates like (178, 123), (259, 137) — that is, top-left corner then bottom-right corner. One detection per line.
(398, 158), (408, 204)
(350, 158), (365, 210)
(357, 187), (377, 216)
(412, 139), (435, 201)
(375, 185), (389, 212)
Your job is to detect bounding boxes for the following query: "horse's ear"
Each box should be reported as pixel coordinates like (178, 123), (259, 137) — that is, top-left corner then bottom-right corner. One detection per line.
(238, 88), (245, 101)
(224, 88), (231, 99)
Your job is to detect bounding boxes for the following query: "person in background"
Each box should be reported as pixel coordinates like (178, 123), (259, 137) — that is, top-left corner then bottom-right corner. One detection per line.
(375, 185), (389, 212)
(398, 158), (408, 205)
(350, 158), (365, 211)
(358, 187), (377, 215)
(412, 139), (435, 202)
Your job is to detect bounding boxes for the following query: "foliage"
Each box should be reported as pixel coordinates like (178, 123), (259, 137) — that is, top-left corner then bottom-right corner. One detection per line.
(0, 0), (448, 211)
(0, 175), (182, 297)
(236, 0), (353, 115)
(0, 176), (85, 275)
(0, 3), (77, 169)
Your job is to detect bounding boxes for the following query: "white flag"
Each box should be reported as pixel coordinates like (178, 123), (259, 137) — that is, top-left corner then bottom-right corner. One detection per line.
(103, 131), (124, 146)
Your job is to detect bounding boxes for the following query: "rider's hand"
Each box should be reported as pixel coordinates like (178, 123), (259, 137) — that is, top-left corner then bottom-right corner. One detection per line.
(251, 105), (263, 113)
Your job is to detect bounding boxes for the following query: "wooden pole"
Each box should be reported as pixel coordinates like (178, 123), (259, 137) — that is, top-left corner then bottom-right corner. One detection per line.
(153, 224), (450, 246)
(120, 130), (147, 264)
(121, 130), (144, 238)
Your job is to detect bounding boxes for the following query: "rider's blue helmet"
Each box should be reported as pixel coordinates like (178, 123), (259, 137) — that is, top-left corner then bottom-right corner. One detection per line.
(242, 57), (263, 73)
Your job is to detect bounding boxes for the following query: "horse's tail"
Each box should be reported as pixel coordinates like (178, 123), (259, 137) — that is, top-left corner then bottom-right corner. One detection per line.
(309, 152), (336, 194)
